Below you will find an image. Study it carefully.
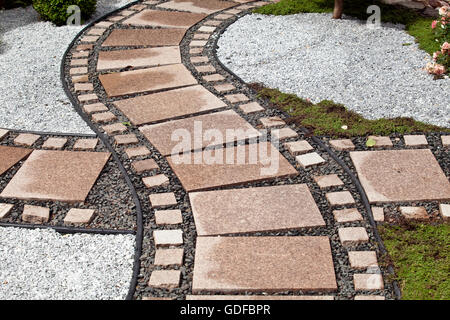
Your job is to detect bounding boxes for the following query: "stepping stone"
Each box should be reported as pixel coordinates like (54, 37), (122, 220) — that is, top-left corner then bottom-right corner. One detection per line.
(91, 111), (116, 123)
(73, 139), (98, 151)
(189, 184), (325, 236)
(97, 47), (181, 70)
(439, 203), (450, 221)
(333, 208), (363, 223)
(213, 84), (235, 93)
(354, 295), (385, 300)
(399, 206), (429, 220)
(186, 295), (334, 300)
(0, 146), (32, 175)
(71, 59), (88, 66)
(87, 28), (105, 36)
(70, 67), (88, 75)
(313, 174), (344, 189)
(102, 28), (186, 47)
(239, 102), (264, 114)
(95, 21), (114, 28)
(190, 47), (204, 55)
(442, 136), (450, 147)
(14, 133), (40, 147)
(198, 26), (216, 33)
(192, 236), (337, 293)
(154, 248), (184, 266)
(73, 51), (89, 58)
(99, 64), (197, 97)
(329, 139), (355, 151)
(371, 206), (385, 222)
(103, 123), (127, 135)
(191, 56), (209, 64)
(157, 0), (235, 14)
(22, 205), (49, 224)
(114, 85), (226, 125)
(353, 274), (384, 291)
(132, 159), (159, 173)
(296, 152), (326, 168)
(225, 93), (249, 103)
(125, 146), (150, 158)
(78, 93), (98, 103)
(1, 150), (110, 203)
(72, 75), (89, 83)
(148, 270), (181, 288)
(0, 129), (8, 141)
(74, 83), (93, 91)
(153, 229), (183, 246)
(194, 64), (215, 73)
(142, 174), (169, 188)
(404, 135), (428, 147)
(42, 138), (67, 150)
(114, 134), (139, 145)
(203, 74), (225, 82)
(149, 192), (177, 208)
(0, 203), (14, 219)
(203, 20), (222, 26)
(348, 251), (378, 269)
(166, 142), (298, 192)
(214, 13), (233, 20)
(124, 9), (207, 28)
(326, 191), (355, 206)
(64, 208), (96, 225)
(271, 127), (298, 141)
(259, 116), (285, 128)
(140, 110), (261, 156)
(338, 227), (369, 245)
(193, 33), (210, 40)
(350, 150), (450, 203)
(284, 140), (314, 155)
(367, 136), (393, 148)
(155, 209), (183, 225)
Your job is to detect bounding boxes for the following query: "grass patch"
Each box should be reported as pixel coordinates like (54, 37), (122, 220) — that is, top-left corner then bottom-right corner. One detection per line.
(254, 0), (440, 54)
(379, 222), (450, 300)
(252, 84), (449, 137)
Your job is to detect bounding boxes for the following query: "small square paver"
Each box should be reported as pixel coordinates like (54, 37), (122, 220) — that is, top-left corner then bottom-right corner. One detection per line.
(155, 209), (183, 225)
(354, 295), (385, 300)
(72, 75), (89, 83)
(198, 26), (216, 33)
(64, 208), (96, 225)
(296, 152), (326, 168)
(371, 206), (385, 222)
(442, 136), (450, 147)
(142, 174), (169, 188)
(70, 67), (88, 75)
(214, 13), (233, 20)
(73, 51), (89, 58)
(190, 47), (204, 55)
(338, 227), (369, 245)
(14, 133), (40, 147)
(195, 64), (215, 73)
(42, 138), (67, 150)
(0, 203), (14, 219)
(83, 103), (108, 114)
(73, 139), (98, 151)
(259, 116), (285, 128)
(439, 203), (450, 221)
(214, 83), (235, 93)
(71, 59), (88, 66)
(353, 274), (384, 291)
(91, 112), (117, 123)
(78, 93), (98, 103)
(132, 159), (159, 173)
(148, 270), (181, 289)
(153, 229), (183, 246)
(326, 191), (355, 206)
(225, 93), (249, 104)
(271, 128), (298, 141)
(114, 134), (139, 145)
(367, 136), (393, 148)
(313, 174), (344, 189)
(333, 208), (363, 223)
(125, 146), (150, 159)
(399, 206), (429, 220)
(103, 123), (127, 135)
(22, 205), (50, 224)
(348, 251), (378, 269)
(154, 248), (184, 266)
(191, 56), (209, 64)
(329, 139), (355, 151)
(203, 74), (225, 82)
(0, 129), (8, 141)
(149, 192), (177, 208)
(0, 146), (32, 175)
(285, 140), (314, 155)
(404, 135), (428, 147)
(239, 102), (264, 114)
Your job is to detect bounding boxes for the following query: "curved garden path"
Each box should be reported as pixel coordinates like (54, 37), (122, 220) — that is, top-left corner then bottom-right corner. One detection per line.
(1, 0), (449, 300)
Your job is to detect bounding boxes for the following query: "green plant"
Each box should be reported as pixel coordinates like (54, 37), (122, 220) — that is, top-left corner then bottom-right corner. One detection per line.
(427, 7), (450, 76)
(33, 0), (97, 26)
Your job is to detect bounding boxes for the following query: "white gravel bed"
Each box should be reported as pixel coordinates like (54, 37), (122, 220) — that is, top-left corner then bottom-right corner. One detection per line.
(0, 227), (135, 300)
(217, 13), (450, 128)
(0, 0), (134, 134)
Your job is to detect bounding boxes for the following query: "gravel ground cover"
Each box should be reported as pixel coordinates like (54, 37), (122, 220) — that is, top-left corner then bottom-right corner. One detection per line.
(217, 13), (450, 128)
(0, 0), (134, 134)
(0, 227), (135, 300)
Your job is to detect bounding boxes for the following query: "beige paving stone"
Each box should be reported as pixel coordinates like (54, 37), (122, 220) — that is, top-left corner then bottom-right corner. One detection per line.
(95, 21), (114, 28)
(284, 140), (314, 155)
(0, 146), (32, 175)
(97, 47), (181, 70)
(296, 152), (326, 168)
(99, 64), (197, 97)
(157, 0), (235, 14)
(439, 203), (450, 220)
(203, 74), (225, 82)
(91, 112), (116, 123)
(124, 9), (206, 28)
(271, 127), (298, 141)
(203, 20), (222, 26)
(132, 159), (159, 173)
(259, 116), (285, 128)
(354, 295), (385, 300)
(107, 15), (124, 22)
(191, 56), (209, 64)
(190, 47), (204, 55)
(114, 134), (139, 145)
(226, 8), (242, 14)
(225, 93), (249, 103)
(72, 51), (89, 58)
(239, 102), (264, 114)
(114, 85), (226, 125)
(186, 295), (335, 300)
(149, 192), (177, 208)
(70, 67), (88, 75)
(348, 251), (378, 269)
(195, 64), (215, 73)
(130, 3), (148, 9)
(14, 133), (40, 147)
(74, 83), (94, 92)
(87, 28), (105, 36)
(167, 142), (298, 192)
(78, 93), (98, 103)
(329, 139), (355, 151)
(102, 28), (186, 47)
(72, 75), (89, 83)
(442, 135), (450, 147)
(22, 205), (50, 224)
(153, 229), (183, 246)
(198, 26), (216, 33)
(81, 35), (100, 43)
(140, 110), (261, 156)
(42, 138), (67, 150)
(1, 150), (110, 203)
(102, 123), (127, 135)
(404, 135), (428, 147)
(353, 274), (384, 291)
(154, 248), (184, 266)
(142, 174), (169, 188)
(367, 136), (393, 148)
(83, 103), (108, 114)
(148, 270), (181, 288)
(214, 13), (234, 20)
(192, 236), (337, 293)
(350, 150), (450, 203)
(214, 84), (235, 92)
(326, 191), (355, 206)
(73, 139), (98, 151)
(338, 227), (369, 245)
(314, 174), (344, 189)
(189, 184), (325, 236)
(0, 129), (9, 141)
(64, 208), (96, 225)
(117, 9), (135, 16)
(71, 59), (88, 66)
(75, 44), (93, 51)
(125, 146), (151, 158)
(399, 206), (429, 220)
(155, 209), (183, 225)
(371, 206), (385, 222)
(193, 33), (210, 40)
(333, 208), (363, 223)
(0, 203), (14, 219)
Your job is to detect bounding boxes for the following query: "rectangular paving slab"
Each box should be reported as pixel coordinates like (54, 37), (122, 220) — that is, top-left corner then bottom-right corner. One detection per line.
(350, 149), (450, 203)
(123, 9), (207, 28)
(102, 28), (186, 47)
(158, 0), (236, 14)
(166, 142), (298, 192)
(114, 85), (226, 125)
(192, 236), (337, 293)
(99, 64), (197, 97)
(0, 146), (32, 176)
(97, 47), (181, 70)
(140, 110), (261, 156)
(1, 150), (110, 203)
(189, 184), (325, 236)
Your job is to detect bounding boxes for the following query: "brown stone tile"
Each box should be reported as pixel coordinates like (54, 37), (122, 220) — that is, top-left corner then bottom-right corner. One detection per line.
(239, 102), (264, 114)
(367, 136), (393, 148)
(190, 47), (204, 55)
(95, 21), (114, 28)
(14, 134), (40, 147)
(193, 33), (210, 40)
(214, 13), (234, 20)
(399, 206), (429, 220)
(42, 138), (67, 150)
(166, 142), (298, 192)
(71, 59), (88, 66)
(350, 150), (450, 203)
(313, 174), (344, 189)
(0, 129), (9, 141)
(142, 174), (169, 188)
(91, 111), (117, 123)
(326, 191), (355, 206)
(153, 229), (183, 246)
(99, 64), (197, 97)
(102, 123), (127, 135)
(404, 135), (428, 147)
(1, 150), (110, 203)
(213, 84), (235, 93)
(189, 184), (325, 236)
(0, 146), (32, 175)
(72, 51), (89, 58)
(124, 9), (207, 28)
(203, 20), (222, 26)
(191, 56), (209, 64)
(132, 159), (159, 173)
(271, 127), (298, 141)
(74, 83), (94, 92)
(158, 0), (236, 14)
(114, 85), (226, 125)
(202, 74), (225, 82)
(259, 116), (285, 128)
(192, 236), (337, 293)
(125, 146), (151, 158)
(149, 192), (177, 208)
(225, 93), (249, 104)
(338, 227), (369, 245)
(130, 4), (148, 10)
(186, 295), (334, 300)
(442, 135), (450, 147)
(154, 248), (184, 266)
(353, 274), (384, 291)
(354, 295), (385, 300)
(70, 67), (88, 75)
(114, 134), (139, 145)
(64, 208), (96, 225)
(333, 208), (363, 223)
(284, 140), (314, 155)
(296, 152), (326, 168)
(195, 64), (215, 73)
(148, 270), (181, 288)
(97, 47), (181, 70)
(371, 206), (385, 222)
(155, 209), (183, 225)
(74, 44), (93, 51)
(22, 205), (50, 224)
(78, 93), (98, 103)
(83, 103), (108, 114)
(102, 28), (186, 47)
(140, 110), (261, 156)
(439, 203), (450, 221)
(72, 75), (89, 83)
(73, 139), (98, 151)
(87, 28), (105, 36)
(198, 26), (216, 33)
(107, 15), (124, 22)
(329, 139), (355, 151)
(348, 251), (378, 269)
(81, 35), (101, 43)
(0, 203), (14, 219)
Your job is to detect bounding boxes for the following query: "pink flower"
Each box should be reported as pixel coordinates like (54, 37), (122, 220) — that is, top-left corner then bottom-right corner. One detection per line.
(441, 42), (450, 53)
(439, 6), (448, 16)
(434, 64), (446, 75)
(432, 20), (438, 29)
(433, 51), (442, 60)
